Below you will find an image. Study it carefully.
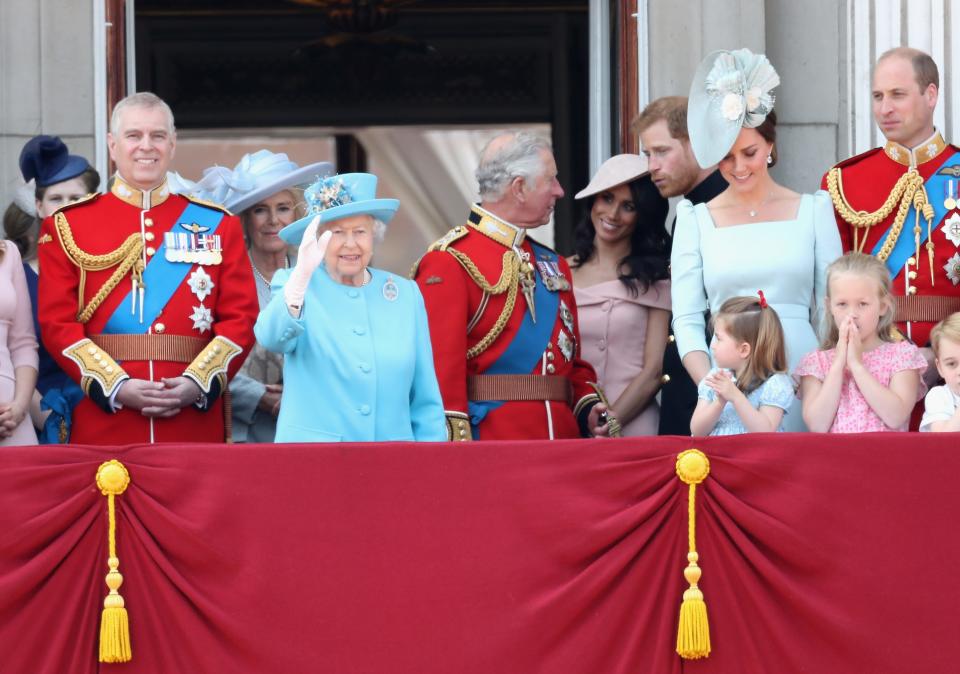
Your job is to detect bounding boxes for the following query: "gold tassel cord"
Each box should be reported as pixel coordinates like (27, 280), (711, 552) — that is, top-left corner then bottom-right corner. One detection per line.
(96, 460), (132, 663)
(675, 449), (711, 660)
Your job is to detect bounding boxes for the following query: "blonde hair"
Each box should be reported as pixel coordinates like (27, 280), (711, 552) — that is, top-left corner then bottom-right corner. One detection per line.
(821, 252), (896, 349)
(712, 295), (787, 393)
(930, 312), (960, 357)
(239, 187), (306, 248)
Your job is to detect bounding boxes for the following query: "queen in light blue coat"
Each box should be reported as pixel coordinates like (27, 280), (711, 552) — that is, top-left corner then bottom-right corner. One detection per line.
(254, 173), (446, 443)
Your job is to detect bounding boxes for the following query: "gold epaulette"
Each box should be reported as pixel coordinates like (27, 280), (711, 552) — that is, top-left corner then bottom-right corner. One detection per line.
(184, 335), (243, 394)
(409, 225), (471, 278)
(63, 338), (129, 398)
(54, 211), (145, 323)
(429, 225), (469, 252)
(182, 193), (233, 216)
(51, 192), (100, 216)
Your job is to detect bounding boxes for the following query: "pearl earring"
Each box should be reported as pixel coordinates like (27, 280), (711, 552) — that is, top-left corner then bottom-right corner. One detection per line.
(766, 154), (773, 165)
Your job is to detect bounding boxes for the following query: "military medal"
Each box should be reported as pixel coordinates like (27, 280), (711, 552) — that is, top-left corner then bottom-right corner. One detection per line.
(945, 253), (960, 286)
(190, 304), (213, 333)
(557, 330), (574, 361)
(536, 260), (571, 292)
(165, 223), (223, 265)
(188, 267), (214, 301)
(518, 253), (537, 323)
(382, 277), (399, 301)
(945, 180), (957, 211)
(943, 213), (960, 247)
(559, 300), (575, 334)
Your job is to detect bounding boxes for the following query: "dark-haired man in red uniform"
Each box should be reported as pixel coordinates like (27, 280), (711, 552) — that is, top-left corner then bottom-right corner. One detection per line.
(38, 92), (258, 444)
(413, 132), (608, 441)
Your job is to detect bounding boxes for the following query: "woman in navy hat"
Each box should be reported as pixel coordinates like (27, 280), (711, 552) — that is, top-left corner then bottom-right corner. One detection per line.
(255, 173), (446, 442)
(2, 135), (100, 442)
(175, 150), (333, 442)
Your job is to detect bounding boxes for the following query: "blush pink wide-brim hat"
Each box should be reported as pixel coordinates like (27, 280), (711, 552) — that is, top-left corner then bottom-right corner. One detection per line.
(574, 153), (649, 200)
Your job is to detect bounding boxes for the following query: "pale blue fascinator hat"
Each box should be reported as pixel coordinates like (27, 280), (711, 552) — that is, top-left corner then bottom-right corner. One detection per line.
(687, 48), (780, 168)
(167, 149), (332, 213)
(278, 173), (399, 245)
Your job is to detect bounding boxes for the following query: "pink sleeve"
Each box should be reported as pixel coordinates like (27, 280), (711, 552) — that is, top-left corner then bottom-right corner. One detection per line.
(793, 348), (827, 381)
(4, 246), (39, 371)
(889, 341), (929, 401)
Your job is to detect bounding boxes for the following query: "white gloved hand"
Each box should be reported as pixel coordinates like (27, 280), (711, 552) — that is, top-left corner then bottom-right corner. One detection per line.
(284, 216), (331, 312)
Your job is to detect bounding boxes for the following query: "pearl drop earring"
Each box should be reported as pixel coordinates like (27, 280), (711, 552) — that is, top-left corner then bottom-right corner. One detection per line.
(766, 154), (773, 165)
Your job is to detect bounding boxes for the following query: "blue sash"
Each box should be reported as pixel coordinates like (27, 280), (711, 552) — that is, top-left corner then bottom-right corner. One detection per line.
(103, 203), (224, 334)
(468, 241), (561, 436)
(872, 152), (960, 277)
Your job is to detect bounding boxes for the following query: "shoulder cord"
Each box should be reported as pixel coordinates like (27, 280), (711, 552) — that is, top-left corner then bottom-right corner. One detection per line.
(826, 167), (933, 262)
(55, 212), (145, 323)
(446, 248), (520, 359)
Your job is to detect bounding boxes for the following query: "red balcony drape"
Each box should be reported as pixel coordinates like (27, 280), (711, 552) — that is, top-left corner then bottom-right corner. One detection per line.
(1, 434), (956, 673)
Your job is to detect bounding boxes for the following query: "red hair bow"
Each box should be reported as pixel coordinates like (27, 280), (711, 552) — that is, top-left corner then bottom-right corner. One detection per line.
(757, 290), (768, 308)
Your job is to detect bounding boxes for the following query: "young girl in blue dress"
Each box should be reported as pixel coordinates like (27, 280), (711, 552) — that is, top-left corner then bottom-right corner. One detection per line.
(690, 293), (795, 436)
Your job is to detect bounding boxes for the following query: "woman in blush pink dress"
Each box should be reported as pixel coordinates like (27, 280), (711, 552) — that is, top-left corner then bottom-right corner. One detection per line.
(0, 239), (38, 445)
(569, 155), (671, 436)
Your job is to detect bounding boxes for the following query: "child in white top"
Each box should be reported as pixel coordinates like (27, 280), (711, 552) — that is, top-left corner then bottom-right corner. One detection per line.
(795, 253), (927, 433)
(920, 312), (960, 432)
(690, 293), (794, 436)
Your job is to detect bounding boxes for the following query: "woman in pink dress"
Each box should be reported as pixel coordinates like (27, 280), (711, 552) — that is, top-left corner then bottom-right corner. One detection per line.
(569, 155), (671, 436)
(0, 239), (38, 445)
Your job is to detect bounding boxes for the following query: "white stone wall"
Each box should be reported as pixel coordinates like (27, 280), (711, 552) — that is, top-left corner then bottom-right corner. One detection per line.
(0, 0), (97, 208)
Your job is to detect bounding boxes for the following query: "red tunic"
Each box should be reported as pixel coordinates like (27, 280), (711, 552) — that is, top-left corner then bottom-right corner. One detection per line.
(822, 131), (960, 347)
(414, 206), (599, 441)
(37, 176), (258, 444)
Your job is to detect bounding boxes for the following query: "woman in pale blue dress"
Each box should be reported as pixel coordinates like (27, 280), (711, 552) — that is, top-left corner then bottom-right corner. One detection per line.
(672, 48), (842, 432)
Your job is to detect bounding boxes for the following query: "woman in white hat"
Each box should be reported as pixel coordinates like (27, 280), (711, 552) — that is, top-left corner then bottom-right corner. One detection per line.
(254, 173), (446, 443)
(177, 150), (332, 442)
(568, 154), (671, 436)
(673, 48), (842, 432)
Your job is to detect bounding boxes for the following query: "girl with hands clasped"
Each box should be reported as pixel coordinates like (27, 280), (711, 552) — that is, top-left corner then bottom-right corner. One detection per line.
(690, 293), (795, 436)
(795, 253), (927, 433)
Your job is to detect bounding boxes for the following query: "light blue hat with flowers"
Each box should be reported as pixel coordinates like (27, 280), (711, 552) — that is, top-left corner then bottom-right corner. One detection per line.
(278, 173), (399, 245)
(687, 48), (780, 168)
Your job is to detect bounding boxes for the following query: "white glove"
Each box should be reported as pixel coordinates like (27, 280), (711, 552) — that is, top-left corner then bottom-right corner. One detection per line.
(284, 216), (331, 312)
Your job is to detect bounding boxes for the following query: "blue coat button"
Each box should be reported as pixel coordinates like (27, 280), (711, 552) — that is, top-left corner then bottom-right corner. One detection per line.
(353, 326), (366, 335)
(359, 362), (371, 373)
(348, 289), (360, 299)
(359, 404), (371, 415)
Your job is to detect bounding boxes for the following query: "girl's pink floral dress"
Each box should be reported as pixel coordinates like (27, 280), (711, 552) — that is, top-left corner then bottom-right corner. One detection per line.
(793, 340), (927, 432)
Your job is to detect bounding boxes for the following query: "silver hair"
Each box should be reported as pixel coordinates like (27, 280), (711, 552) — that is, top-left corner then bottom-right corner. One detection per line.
(372, 218), (387, 243)
(476, 132), (553, 201)
(110, 92), (176, 136)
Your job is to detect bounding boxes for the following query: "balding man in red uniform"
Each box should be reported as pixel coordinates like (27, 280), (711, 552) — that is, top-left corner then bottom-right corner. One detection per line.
(38, 93), (257, 444)
(823, 47), (960, 352)
(413, 132), (609, 441)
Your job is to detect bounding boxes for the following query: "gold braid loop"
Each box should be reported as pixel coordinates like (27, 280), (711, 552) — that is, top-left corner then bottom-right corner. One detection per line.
(466, 281), (518, 359)
(826, 168), (929, 261)
(445, 248), (520, 360)
(447, 249), (516, 294)
(55, 212), (145, 323)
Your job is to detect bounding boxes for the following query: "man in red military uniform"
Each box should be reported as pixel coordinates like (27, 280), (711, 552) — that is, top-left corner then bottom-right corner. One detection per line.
(38, 92), (258, 444)
(414, 132), (609, 441)
(823, 47), (960, 352)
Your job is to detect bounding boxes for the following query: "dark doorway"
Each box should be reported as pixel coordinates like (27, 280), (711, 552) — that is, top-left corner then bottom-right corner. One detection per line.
(135, 0), (589, 255)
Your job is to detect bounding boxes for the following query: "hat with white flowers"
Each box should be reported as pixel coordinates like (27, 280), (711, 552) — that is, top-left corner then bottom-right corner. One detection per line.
(687, 48), (780, 168)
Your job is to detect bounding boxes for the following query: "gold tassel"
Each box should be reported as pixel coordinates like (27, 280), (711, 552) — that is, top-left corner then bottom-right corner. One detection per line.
(96, 460), (132, 663)
(675, 449), (711, 660)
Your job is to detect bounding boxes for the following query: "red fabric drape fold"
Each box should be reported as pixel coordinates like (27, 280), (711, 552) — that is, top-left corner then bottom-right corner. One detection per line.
(1, 435), (957, 673)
